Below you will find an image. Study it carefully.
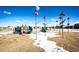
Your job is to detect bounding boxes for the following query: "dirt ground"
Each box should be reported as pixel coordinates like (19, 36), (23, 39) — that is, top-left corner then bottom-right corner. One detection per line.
(0, 29), (12, 32)
(0, 29), (79, 52)
(48, 30), (79, 52)
(0, 34), (44, 52)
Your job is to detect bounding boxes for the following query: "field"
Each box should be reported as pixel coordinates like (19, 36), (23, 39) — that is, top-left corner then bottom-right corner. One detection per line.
(0, 33), (44, 52)
(0, 28), (79, 52)
(48, 29), (79, 52)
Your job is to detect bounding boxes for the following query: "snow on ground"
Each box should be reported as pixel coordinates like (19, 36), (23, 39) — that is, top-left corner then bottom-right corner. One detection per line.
(0, 31), (13, 37)
(0, 31), (13, 35)
(46, 31), (60, 37)
(70, 29), (79, 32)
(63, 29), (79, 32)
(0, 35), (2, 37)
(29, 32), (68, 52)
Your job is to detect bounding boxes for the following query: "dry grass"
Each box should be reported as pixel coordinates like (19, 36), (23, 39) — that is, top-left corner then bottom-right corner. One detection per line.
(48, 31), (79, 52)
(0, 34), (44, 52)
(0, 29), (12, 32)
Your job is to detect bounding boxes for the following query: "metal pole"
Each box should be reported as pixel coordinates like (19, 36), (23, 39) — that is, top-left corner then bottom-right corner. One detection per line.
(67, 17), (70, 33)
(35, 15), (37, 40)
(56, 21), (58, 32)
(59, 17), (61, 34)
(68, 19), (69, 33)
(60, 11), (65, 39)
(59, 22), (60, 34)
(44, 19), (46, 36)
(62, 18), (63, 38)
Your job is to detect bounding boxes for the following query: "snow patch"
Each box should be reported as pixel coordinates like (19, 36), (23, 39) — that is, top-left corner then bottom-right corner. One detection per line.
(29, 32), (68, 52)
(0, 31), (13, 35)
(0, 35), (2, 37)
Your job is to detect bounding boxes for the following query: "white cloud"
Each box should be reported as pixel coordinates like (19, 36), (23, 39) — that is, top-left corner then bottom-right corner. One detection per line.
(50, 18), (59, 22)
(50, 17), (79, 26)
(75, 21), (79, 24)
(16, 20), (22, 23)
(15, 19), (35, 26)
(43, 18), (58, 27)
(69, 21), (79, 26)
(3, 10), (11, 15)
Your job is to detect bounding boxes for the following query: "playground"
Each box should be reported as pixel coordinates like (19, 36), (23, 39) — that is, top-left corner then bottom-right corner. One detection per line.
(0, 6), (79, 52)
(0, 28), (79, 52)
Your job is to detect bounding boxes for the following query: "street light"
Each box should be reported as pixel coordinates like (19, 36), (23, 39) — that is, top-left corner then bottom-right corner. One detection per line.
(34, 6), (40, 40)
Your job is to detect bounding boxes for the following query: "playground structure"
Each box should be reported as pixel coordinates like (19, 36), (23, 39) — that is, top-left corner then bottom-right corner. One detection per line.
(13, 24), (33, 34)
(13, 25), (48, 35)
(41, 27), (47, 32)
(0, 6), (79, 52)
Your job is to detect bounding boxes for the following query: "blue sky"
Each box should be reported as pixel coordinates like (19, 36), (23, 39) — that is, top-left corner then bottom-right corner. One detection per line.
(0, 6), (79, 27)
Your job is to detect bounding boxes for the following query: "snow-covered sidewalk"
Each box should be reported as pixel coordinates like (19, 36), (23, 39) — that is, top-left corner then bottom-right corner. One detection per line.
(29, 32), (68, 52)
